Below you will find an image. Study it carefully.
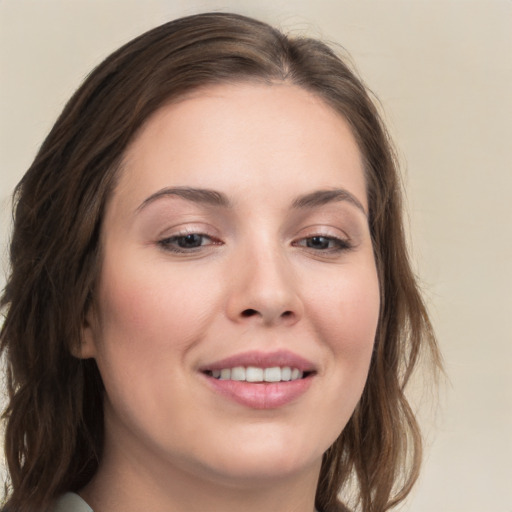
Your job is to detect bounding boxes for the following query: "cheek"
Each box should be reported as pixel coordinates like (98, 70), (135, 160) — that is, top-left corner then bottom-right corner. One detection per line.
(89, 257), (224, 426)
(90, 258), (218, 427)
(95, 258), (217, 354)
(305, 259), (380, 405)
(297, 261), (379, 449)
(309, 263), (380, 350)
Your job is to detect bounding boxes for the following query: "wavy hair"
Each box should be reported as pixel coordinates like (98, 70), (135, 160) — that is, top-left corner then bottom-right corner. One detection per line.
(0, 12), (441, 512)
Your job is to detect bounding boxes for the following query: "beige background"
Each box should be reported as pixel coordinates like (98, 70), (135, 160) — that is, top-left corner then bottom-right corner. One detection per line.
(1, 1), (511, 511)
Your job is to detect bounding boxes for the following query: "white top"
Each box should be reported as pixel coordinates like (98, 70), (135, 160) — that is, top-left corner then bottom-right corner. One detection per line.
(52, 493), (93, 512)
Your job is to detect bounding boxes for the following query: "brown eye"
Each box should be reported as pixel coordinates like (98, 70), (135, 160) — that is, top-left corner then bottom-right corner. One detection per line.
(306, 236), (331, 250)
(175, 234), (206, 248)
(159, 233), (216, 253)
(295, 235), (351, 252)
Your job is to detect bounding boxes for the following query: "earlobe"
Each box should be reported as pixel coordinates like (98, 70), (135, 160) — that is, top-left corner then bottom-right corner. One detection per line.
(73, 309), (98, 359)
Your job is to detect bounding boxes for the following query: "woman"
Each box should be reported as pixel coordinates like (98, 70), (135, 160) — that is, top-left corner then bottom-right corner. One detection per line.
(0, 12), (441, 512)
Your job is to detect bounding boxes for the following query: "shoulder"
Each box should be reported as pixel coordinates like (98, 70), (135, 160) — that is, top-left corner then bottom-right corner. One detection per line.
(51, 493), (93, 512)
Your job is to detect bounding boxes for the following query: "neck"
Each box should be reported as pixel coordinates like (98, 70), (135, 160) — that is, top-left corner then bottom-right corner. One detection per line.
(81, 462), (320, 512)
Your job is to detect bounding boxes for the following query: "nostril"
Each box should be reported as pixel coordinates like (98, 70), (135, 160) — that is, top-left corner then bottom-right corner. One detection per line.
(241, 309), (294, 319)
(241, 309), (258, 317)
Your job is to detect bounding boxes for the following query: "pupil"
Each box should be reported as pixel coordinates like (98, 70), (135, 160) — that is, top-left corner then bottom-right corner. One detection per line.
(308, 236), (329, 249)
(178, 234), (202, 248)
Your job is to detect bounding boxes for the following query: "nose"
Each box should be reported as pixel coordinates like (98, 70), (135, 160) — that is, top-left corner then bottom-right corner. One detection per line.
(225, 245), (304, 327)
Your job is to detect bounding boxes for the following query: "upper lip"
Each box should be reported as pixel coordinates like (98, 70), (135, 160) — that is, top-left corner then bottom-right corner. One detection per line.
(199, 350), (316, 373)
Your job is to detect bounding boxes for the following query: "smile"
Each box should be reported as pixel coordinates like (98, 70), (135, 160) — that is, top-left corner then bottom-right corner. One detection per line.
(200, 351), (316, 409)
(205, 366), (305, 382)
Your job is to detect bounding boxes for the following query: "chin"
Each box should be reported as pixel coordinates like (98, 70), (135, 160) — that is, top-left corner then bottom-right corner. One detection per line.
(199, 453), (321, 487)
(186, 428), (330, 486)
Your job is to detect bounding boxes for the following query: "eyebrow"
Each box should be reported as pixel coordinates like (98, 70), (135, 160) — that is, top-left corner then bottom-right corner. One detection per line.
(137, 186), (232, 212)
(291, 188), (367, 216)
(136, 186), (366, 216)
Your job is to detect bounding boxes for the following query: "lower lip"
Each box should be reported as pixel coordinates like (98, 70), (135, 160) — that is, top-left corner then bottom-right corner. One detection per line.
(204, 375), (314, 409)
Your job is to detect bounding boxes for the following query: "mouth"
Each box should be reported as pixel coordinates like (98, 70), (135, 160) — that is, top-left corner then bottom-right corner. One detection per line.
(203, 366), (315, 383)
(200, 351), (316, 409)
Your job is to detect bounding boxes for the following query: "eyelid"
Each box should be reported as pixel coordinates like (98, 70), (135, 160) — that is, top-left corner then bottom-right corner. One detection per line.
(291, 223), (351, 242)
(156, 221), (219, 239)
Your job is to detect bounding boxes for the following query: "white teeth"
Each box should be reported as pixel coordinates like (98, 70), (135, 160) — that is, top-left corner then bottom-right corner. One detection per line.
(264, 367), (281, 382)
(246, 366), (264, 382)
(281, 366), (292, 381)
(231, 366), (246, 381)
(211, 366), (306, 382)
(220, 368), (231, 380)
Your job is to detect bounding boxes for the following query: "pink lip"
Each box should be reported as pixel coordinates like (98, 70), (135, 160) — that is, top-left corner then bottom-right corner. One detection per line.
(200, 350), (316, 410)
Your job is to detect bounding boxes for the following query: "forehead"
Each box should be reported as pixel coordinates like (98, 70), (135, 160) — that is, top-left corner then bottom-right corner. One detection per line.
(114, 82), (367, 212)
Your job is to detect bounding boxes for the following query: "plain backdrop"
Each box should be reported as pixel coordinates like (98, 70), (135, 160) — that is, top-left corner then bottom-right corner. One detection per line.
(1, 1), (511, 511)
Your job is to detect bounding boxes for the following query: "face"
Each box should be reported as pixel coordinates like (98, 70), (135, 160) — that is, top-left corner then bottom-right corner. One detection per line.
(83, 83), (380, 489)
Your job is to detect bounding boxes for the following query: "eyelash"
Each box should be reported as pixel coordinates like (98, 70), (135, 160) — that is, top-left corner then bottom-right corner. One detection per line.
(158, 232), (352, 255)
(292, 235), (353, 253)
(158, 233), (220, 253)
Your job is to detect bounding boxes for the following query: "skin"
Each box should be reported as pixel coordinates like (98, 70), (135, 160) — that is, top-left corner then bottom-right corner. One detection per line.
(80, 83), (380, 512)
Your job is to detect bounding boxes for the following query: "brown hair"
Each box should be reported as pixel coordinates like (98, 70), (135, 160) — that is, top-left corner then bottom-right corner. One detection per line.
(0, 12), (441, 512)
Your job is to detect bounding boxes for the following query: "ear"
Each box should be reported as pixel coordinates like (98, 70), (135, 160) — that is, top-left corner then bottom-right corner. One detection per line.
(72, 306), (98, 359)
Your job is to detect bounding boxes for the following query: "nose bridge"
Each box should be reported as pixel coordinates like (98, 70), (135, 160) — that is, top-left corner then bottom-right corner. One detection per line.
(227, 233), (302, 325)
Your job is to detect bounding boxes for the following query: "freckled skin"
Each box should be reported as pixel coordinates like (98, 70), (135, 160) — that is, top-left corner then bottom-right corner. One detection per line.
(80, 83), (380, 512)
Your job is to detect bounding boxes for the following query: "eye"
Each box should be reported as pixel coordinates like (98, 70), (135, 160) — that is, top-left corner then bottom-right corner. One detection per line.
(294, 235), (352, 252)
(158, 233), (218, 253)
